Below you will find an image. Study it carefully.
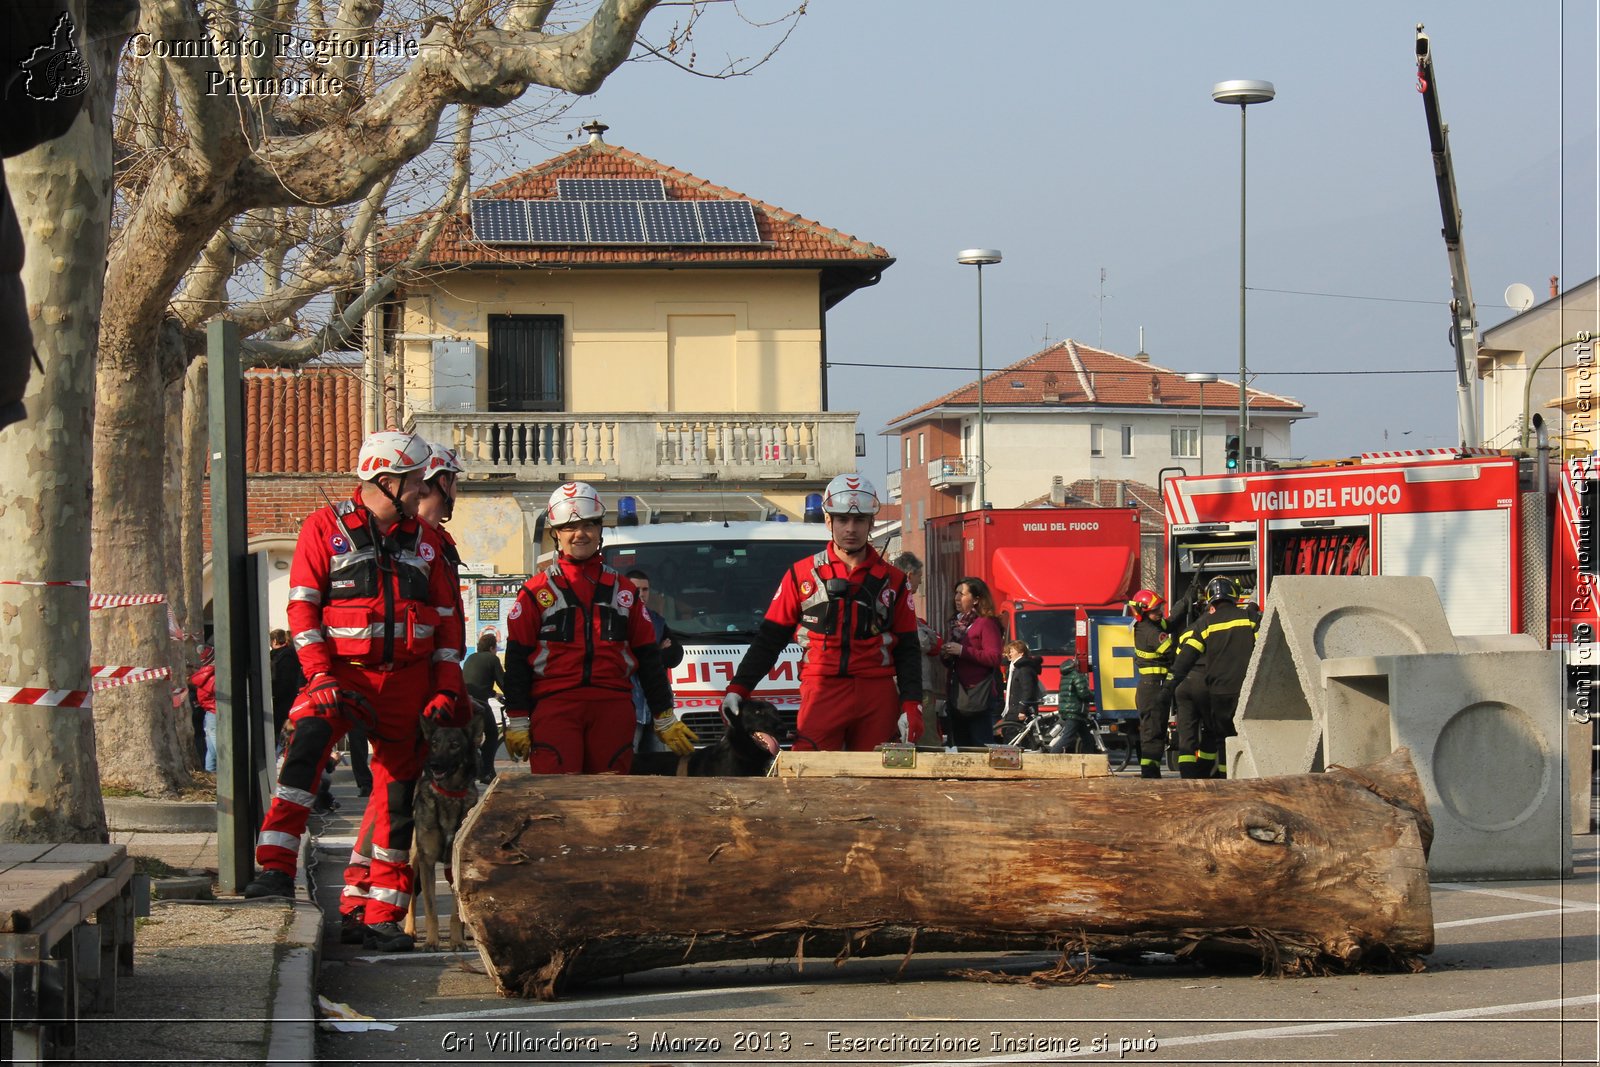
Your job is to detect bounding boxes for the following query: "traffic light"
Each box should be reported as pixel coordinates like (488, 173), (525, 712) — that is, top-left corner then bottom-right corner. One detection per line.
(1225, 435), (1241, 471)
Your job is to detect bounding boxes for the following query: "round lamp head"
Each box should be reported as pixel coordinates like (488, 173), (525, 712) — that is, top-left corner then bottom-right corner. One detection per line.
(957, 248), (1003, 266)
(1185, 373), (1220, 384)
(1212, 79), (1276, 105)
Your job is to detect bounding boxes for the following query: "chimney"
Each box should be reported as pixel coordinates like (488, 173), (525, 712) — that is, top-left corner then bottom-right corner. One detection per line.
(1092, 477), (1101, 504)
(1050, 475), (1066, 506)
(1134, 325), (1150, 362)
(583, 120), (609, 144)
(1550, 274), (1560, 298)
(1115, 481), (1127, 507)
(1149, 375), (1161, 402)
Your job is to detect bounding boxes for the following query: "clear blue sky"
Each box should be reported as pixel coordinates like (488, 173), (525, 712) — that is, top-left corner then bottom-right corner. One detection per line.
(549, 0), (1597, 485)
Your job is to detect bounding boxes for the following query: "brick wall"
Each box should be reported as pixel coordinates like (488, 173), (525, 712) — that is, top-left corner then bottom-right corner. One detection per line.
(200, 474), (351, 555)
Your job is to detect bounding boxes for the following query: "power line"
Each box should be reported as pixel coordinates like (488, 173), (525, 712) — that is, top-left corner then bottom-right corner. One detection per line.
(1248, 284), (1523, 310)
(826, 360), (1452, 376)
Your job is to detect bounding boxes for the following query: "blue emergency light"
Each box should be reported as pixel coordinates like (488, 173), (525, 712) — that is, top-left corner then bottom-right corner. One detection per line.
(617, 496), (639, 526)
(803, 493), (824, 523)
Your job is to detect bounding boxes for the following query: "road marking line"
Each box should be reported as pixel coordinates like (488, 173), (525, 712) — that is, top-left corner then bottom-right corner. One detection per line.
(1435, 906), (1594, 929)
(1434, 882), (1600, 910)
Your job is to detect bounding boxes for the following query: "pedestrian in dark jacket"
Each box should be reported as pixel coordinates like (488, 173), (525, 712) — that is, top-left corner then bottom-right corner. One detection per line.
(996, 640), (1043, 736)
(1051, 656), (1097, 754)
(2, 0), (85, 429)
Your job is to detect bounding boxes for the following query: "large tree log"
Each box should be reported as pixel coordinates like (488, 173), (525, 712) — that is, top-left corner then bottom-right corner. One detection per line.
(456, 749), (1434, 1000)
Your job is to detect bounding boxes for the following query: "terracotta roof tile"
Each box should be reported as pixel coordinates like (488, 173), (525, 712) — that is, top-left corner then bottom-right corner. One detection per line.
(243, 367), (364, 474)
(888, 339), (1302, 427)
(1017, 477), (1165, 534)
(380, 141), (893, 270)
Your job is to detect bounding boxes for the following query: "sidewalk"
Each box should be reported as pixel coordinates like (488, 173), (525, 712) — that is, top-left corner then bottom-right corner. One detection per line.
(66, 822), (323, 1064)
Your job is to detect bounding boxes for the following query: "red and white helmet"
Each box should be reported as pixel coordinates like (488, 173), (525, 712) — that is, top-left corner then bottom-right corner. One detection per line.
(547, 481), (605, 528)
(822, 473), (880, 516)
(356, 430), (430, 481)
(1127, 588), (1165, 617)
(424, 442), (463, 481)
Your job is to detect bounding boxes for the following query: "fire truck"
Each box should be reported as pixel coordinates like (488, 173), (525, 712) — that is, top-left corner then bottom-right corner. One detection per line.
(1161, 449), (1596, 715)
(925, 506), (1145, 712)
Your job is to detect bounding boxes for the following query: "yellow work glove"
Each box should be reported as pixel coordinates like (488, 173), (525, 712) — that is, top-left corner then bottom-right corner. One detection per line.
(503, 713), (531, 760)
(653, 710), (699, 757)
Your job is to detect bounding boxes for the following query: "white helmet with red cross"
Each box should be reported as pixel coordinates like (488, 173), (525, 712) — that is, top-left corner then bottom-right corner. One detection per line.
(822, 473), (880, 516)
(546, 481), (605, 528)
(356, 430), (430, 481)
(424, 442), (463, 481)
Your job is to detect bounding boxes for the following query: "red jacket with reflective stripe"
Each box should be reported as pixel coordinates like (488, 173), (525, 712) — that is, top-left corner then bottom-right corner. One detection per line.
(285, 490), (464, 691)
(729, 543), (920, 699)
(503, 553), (669, 712)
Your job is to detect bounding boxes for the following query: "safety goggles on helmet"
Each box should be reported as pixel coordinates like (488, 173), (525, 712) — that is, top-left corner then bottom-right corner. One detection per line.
(821, 473), (880, 516)
(356, 430), (430, 481)
(547, 481), (605, 528)
(1127, 588), (1164, 616)
(424, 443), (463, 481)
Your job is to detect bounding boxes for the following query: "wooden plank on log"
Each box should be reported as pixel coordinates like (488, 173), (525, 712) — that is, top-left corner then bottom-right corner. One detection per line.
(456, 749), (1434, 1000)
(774, 749), (1108, 779)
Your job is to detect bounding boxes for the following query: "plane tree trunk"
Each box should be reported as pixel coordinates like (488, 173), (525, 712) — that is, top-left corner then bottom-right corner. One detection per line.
(456, 749), (1436, 1000)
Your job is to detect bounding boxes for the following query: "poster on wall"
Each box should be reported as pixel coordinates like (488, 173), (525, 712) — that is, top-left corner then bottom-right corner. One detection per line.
(466, 576), (528, 650)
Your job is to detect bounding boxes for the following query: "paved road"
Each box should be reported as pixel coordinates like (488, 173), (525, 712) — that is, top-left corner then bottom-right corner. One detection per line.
(307, 759), (1599, 1065)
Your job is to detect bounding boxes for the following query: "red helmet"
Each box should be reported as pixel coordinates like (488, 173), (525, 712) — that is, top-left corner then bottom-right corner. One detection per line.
(1127, 589), (1164, 617)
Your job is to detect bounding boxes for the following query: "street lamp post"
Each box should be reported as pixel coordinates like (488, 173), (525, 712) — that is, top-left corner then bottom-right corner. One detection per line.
(1213, 79), (1275, 471)
(1185, 372), (1219, 474)
(957, 248), (1002, 507)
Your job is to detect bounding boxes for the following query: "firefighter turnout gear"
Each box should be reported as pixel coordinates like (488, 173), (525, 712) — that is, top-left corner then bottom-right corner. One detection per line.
(1131, 614), (1175, 778)
(253, 489), (463, 936)
(1167, 599), (1259, 778)
(726, 543), (920, 751)
(504, 552), (678, 773)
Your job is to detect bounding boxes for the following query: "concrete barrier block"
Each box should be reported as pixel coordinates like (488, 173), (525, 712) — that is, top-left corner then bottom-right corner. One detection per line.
(1380, 649), (1569, 880)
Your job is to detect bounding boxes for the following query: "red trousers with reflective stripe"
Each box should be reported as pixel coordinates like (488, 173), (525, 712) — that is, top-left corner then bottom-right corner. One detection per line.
(793, 673), (898, 752)
(527, 687), (635, 774)
(254, 660), (428, 924)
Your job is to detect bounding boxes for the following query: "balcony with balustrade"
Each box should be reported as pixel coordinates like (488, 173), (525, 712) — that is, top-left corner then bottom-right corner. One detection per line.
(408, 410), (861, 485)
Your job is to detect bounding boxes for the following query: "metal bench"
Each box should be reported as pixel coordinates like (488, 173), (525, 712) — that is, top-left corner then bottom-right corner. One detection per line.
(0, 843), (137, 1061)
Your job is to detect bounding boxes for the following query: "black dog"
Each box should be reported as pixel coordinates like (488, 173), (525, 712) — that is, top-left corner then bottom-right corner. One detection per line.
(631, 698), (784, 777)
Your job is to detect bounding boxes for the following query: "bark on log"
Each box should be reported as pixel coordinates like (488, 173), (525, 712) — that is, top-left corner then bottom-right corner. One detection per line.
(455, 748), (1434, 1000)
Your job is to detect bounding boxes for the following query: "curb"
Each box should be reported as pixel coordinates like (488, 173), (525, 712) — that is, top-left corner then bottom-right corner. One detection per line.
(267, 901), (323, 1065)
(105, 797), (215, 833)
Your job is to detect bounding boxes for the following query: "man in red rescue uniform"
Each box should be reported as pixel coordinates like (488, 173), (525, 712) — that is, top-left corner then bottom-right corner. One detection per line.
(502, 482), (696, 773)
(243, 430), (465, 955)
(721, 474), (922, 751)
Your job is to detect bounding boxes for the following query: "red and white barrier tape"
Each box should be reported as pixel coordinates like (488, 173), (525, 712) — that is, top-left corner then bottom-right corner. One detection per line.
(90, 665), (172, 691)
(0, 687), (91, 707)
(0, 580), (89, 587)
(89, 593), (167, 608)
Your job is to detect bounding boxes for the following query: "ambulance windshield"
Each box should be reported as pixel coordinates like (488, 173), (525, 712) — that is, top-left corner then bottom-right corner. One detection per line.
(605, 537), (823, 639)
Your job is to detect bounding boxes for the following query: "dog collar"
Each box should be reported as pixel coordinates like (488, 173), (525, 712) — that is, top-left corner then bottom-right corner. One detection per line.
(429, 779), (470, 799)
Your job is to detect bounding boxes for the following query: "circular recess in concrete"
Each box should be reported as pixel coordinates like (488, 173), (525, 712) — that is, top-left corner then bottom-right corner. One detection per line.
(1311, 606), (1428, 659)
(1432, 701), (1549, 831)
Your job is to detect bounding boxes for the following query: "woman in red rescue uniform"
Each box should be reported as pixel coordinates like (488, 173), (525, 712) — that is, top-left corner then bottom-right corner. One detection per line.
(244, 430), (465, 954)
(502, 482), (696, 773)
(720, 474), (923, 752)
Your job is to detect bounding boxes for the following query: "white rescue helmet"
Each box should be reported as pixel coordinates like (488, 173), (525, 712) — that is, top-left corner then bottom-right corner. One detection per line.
(356, 430), (429, 481)
(822, 473), (880, 516)
(547, 481), (605, 528)
(424, 442), (463, 481)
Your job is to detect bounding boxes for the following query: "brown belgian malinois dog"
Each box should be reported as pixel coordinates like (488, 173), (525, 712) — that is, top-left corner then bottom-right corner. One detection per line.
(404, 714), (485, 951)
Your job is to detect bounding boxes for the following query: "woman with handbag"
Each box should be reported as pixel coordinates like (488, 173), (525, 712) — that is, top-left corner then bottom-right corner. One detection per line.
(940, 576), (1004, 747)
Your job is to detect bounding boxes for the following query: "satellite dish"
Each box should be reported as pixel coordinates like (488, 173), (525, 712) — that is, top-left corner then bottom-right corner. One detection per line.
(1504, 282), (1536, 313)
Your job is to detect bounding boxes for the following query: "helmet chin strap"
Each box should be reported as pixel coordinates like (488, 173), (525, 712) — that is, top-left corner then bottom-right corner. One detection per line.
(372, 473), (409, 517)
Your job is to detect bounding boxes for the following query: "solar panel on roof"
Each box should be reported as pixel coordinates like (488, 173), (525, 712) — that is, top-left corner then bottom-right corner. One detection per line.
(584, 200), (645, 243)
(556, 178), (666, 201)
(696, 200), (760, 244)
(526, 200), (588, 243)
(469, 199), (529, 243)
(641, 200), (701, 244)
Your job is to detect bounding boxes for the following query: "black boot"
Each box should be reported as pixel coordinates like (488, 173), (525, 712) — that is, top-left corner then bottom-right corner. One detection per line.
(339, 909), (366, 945)
(1139, 761), (1162, 779)
(363, 920), (415, 953)
(242, 869), (295, 899)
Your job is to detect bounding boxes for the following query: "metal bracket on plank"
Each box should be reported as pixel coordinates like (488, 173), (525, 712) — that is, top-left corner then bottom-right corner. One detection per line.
(987, 745), (1022, 770)
(879, 743), (917, 769)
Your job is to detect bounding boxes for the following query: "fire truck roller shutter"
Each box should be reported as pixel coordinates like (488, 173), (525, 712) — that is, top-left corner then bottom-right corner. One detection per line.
(1379, 508), (1512, 636)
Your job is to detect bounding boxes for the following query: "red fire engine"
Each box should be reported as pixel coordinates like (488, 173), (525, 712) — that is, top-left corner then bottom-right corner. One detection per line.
(1161, 449), (1596, 715)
